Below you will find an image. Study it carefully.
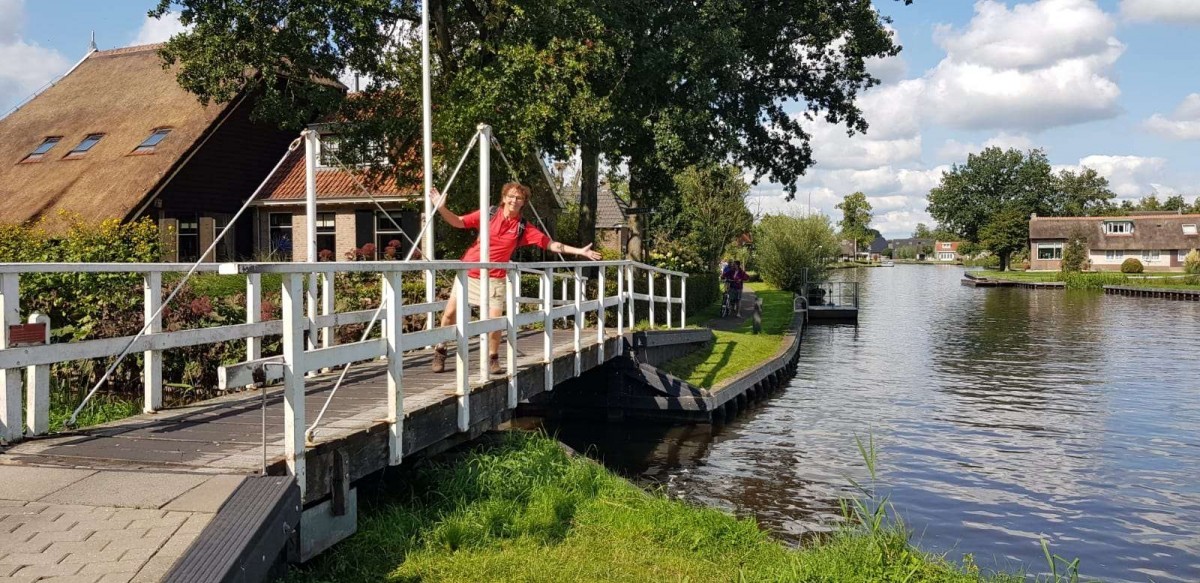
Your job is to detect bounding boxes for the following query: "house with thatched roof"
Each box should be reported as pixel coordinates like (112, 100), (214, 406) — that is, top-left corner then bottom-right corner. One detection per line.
(1029, 213), (1200, 271)
(0, 43), (300, 262)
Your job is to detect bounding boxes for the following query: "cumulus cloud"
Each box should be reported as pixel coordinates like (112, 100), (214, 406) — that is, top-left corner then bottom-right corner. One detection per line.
(0, 0), (70, 114)
(923, 0), (1123, 131)
(937, 132), (1035, 163)
(1121, 0), (1200, 23)
(131, 11), (187, 46)
(1060, 155), (1169, 198)
(1143, 93), (1200, 140)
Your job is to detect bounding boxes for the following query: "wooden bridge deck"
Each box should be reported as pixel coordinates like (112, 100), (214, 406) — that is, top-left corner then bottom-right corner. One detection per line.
(2, 329), (617, 476)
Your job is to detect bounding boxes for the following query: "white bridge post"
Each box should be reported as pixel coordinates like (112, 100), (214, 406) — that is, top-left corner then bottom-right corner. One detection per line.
(666, 274), (673, 329)
(648, 271), (656, 329)
(0, 273), (21, 443)
(321, 272), (334, 350)
(25, 313), (50, 436)
(281, 273), (307, 497)
(596, 265), (606, 362)
(454, 270), (470, 431)
(615, 264), (624, 356)
(625, 264), (634, 333)
(573, 266), (582, 377)
(505, 268), (518, 408)
(680, 275), (687, 329)
(246, 274), (262, 362)
(384, 270), (404, 465)
(542, 268), (554, 393)
(143, 272), (163, 413)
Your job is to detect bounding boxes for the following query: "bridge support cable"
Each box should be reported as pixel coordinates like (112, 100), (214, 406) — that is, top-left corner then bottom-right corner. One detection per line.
(305, 130), (482, 444)
(65, 134), (306, 428)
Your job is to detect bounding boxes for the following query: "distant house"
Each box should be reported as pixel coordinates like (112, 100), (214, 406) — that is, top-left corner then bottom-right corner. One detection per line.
(253, 125), (420, 261)
(866, 234), (889, 262)
(594, 181), (629, 253)
(0, 43), (301, 262)
(889, 237), (933, 260)
(934, 241), (961, 262)
(1029, 213), (1200, 271)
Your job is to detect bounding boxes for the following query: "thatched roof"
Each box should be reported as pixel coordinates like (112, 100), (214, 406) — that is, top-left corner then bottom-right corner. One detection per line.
(0, 44), (233, 230)
(1030, 214), (1200, 250)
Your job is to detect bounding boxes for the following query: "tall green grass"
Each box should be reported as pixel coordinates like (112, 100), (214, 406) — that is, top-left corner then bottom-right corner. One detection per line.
(1060, 272), (1128, 289)
(282, 432), (1024, 583)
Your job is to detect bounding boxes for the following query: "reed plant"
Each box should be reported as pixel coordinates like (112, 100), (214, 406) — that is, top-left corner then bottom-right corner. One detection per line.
(1060, 271), (1127, 289)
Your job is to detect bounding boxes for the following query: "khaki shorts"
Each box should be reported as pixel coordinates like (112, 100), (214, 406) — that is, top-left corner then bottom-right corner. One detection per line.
(451, 276), (507, 312)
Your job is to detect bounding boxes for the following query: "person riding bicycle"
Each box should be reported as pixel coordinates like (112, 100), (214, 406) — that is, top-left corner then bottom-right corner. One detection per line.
(720, 260), (749, 317)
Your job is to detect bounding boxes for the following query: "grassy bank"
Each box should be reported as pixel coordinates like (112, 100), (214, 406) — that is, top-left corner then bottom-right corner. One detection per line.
(282, 432), (1020, 583)
(660, 282), (793, 388)
(970, 270), (1200, 290)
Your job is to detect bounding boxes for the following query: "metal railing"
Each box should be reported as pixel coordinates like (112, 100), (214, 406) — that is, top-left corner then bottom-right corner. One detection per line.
(0, 259), (687, 496)
(802, 281), (859, 309)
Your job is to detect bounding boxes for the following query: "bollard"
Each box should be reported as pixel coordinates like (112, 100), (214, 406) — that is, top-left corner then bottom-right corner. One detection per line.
(752, 297), (762, 334)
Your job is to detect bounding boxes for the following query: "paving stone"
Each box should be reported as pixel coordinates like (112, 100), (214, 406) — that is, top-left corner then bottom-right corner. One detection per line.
(38, 575), (103, 583)
(10, 562), (84, 578)
(1, 563), (24, 577)
(0, 466), (95, 502)
(41, 472), (209, 510)
(162, 475), (245, 513)
(0, 550), (68, 566)
(25, 526), (98, 546)
(129, 553), (183, 583)
(89, 528), (148, 542)
(141, 525), (180, 544)
(173, 513), (211, 535)
(126, 514), (186, 533)
(96, 574), (134, 583)
(61, 546), (126, 565)
(77, 560), (142, 576)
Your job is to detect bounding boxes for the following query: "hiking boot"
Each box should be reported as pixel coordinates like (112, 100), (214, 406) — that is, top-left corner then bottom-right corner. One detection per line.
(489, 354), (504, 376)
(431, 345), (447, 373)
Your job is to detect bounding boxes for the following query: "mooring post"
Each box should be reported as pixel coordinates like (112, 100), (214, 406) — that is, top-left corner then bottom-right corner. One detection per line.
(25, 313), (50, 436)
(596, 264), (606, 362)
(383, 270), (404, 465)
(143, 272), (163, 413)
(281, 273), (308, 497)
(454, 270), (470, 431)
(505, 268), (519, 408)
(542, 268), (554, 393)
(0, 273), (18, 443)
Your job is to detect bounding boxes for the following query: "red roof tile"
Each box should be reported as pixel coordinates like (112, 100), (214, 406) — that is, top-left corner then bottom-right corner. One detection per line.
(258, 147), (419, 201)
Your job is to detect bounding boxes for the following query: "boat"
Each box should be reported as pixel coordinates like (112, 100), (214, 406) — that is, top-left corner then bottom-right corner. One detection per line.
(881, 260), (895, 267)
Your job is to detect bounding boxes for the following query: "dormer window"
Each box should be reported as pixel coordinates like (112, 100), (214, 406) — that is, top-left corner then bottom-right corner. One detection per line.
(20, 137), (61, 163)
(1105, 221), (1133, 235)
(65, 134), (104, 158)
(318, 134), (341, 167)
(133, 128), (171, 153)
(317, 133), (386, 167)
(1184, 224), (1198, 236)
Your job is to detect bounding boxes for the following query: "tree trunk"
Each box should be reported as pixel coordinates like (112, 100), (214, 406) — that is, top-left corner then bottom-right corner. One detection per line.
(1000, 252), (1009, 272)
(579, 143), (599, 249)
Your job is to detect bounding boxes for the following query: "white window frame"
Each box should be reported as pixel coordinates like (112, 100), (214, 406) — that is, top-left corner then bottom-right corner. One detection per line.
(940, 242), (952, 250)
(1184, 224), (1198, 235)
(318, 133), (386, 168)
(315, 212), (337, 258)
(268, 212), (294, 259)
(1105, 221), (1133, 235)
(1037, 243), (1063, 260)
(1105, 250), (1125, 262)
(1141, 249), (1160, 262)
(938, 251), (956, 261)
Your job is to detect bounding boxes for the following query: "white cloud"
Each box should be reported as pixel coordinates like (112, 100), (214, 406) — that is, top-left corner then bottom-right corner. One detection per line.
(131, 11), (187, 46)
(0, 0), (70, 115)
(923, 0), (1123, 131)
(937, 132), (1035, 163)
(1061, 155), (1168, 198)
(1143, 93), (1200, 140)
(866, 25), (907, 84)
(1121, 0), (1200, 23)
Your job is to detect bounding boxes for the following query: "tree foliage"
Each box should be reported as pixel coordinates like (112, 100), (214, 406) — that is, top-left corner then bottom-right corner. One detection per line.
(836, 192), (873, 252)
(754, 214), (839, 293)
(927, 147), (1116, 270)
(1060, 227), (1088, 273)
(669, 164), (753, 271)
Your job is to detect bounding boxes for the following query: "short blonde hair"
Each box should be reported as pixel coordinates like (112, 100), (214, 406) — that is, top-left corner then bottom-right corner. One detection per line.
(501, 182), (531, 201)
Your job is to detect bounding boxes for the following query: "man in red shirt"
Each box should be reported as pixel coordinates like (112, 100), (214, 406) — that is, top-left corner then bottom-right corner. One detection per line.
(432, 182), (601, 375)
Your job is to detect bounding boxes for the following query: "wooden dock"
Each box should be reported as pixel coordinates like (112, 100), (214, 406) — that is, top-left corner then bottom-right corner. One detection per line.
(1103, 285), (1200, 301)
(961, 272), (1064, 289)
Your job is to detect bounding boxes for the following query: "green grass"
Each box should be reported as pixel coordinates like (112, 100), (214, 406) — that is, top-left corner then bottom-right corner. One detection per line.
(281, 432), (1021, 583)
(971, 270), (1200, 290)
(47, 390), (139, 432)
(660, 283), (795, 388)
(968, 270), (1063, 283)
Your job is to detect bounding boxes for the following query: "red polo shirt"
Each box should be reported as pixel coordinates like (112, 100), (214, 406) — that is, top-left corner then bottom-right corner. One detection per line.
(459, 210), (552, 278)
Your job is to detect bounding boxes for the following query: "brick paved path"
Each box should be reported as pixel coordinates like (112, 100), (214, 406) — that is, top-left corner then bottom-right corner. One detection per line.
(0, 466), (243, 582)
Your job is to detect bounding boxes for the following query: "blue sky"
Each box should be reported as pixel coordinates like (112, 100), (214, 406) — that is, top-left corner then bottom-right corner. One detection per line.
(3, 0), (1199, 237)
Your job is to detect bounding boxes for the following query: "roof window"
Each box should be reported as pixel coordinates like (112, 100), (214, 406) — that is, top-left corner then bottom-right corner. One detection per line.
(1185, 224), (1198, 236)
(66, 134), (104, 157)
(20, 137), (61, 163)
(133, 128), (171, 153)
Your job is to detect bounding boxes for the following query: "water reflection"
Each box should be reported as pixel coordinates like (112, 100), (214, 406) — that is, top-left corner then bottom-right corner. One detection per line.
(542, 265), (1200, 582)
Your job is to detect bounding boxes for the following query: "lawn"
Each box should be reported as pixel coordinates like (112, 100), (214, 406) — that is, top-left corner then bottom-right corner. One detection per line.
(970, 270), (1200, 289)
(280, 432), (1022, 583)
(660, 282), (796, 388)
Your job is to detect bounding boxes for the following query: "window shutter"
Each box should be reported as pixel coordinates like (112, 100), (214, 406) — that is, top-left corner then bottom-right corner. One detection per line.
(355, 210), (374, 249)
(199, 216), (216, 262)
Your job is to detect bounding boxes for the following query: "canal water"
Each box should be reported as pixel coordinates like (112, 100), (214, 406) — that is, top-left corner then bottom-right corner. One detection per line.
(543, 265), (1200, 582)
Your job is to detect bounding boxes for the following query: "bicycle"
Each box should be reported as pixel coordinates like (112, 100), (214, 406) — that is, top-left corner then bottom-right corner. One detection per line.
(719, 280), (735, 317)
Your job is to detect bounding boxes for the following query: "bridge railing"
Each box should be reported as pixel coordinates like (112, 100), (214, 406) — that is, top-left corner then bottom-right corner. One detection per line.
(0, 260), (687, 495)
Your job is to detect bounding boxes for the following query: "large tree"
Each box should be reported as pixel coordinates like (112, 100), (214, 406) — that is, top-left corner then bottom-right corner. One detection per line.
(671, 164), (753, 270)
(836, 191), (874, 255)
